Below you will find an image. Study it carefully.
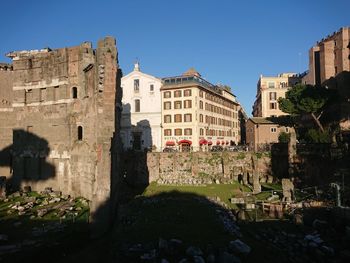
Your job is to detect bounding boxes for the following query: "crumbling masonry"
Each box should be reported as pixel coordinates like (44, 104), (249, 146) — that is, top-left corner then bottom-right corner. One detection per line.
(0, 37), (121, 231)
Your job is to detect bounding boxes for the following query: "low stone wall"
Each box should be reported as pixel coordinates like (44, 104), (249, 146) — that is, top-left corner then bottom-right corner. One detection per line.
(145, 152), (273, 185)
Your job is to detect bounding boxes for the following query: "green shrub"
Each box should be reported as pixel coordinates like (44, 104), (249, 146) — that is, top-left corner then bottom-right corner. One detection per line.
(255, 152), (263, 159)
(278, 132), (291, 143)
(305, 129), (331, 143)
(236, 152), (246, 160)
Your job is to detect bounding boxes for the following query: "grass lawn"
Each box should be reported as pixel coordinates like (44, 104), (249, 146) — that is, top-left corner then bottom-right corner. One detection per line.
(141, 182), (252, 208)
(113, 182), (302, 263)
(114, 182), (280, 246)
(114, 182), (252, 247)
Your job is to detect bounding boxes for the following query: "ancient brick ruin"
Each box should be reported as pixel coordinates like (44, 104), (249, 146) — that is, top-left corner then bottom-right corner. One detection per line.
(0, 37), (121, 231)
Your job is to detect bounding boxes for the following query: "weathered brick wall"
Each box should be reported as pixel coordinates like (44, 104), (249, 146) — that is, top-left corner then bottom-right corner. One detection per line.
(0, 37), (121, 235)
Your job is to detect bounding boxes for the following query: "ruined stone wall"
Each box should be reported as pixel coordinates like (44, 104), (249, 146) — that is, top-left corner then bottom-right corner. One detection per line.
(0, 65), (14, 178)
(0, 38), (120, 233)
(122, 152), (273, 185)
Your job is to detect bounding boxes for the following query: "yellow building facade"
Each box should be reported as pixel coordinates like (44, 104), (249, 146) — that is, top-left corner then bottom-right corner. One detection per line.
(160, 69), (240, 151)
(252, 73), (301, 117)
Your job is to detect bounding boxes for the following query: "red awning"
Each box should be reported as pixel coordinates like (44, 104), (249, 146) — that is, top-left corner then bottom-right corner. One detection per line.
(226, 141), (229, 145)
(178, 139), (192, 145)
(199, 139), (208, 145)
(216, 141), (220, 145)
(208, 141), (213, 145)
(221, 141), (225, 145)
(166, 141), (175, 146)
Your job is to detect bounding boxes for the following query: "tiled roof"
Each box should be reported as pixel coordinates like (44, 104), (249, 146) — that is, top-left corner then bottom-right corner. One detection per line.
(249, 116), (294, 126)
(249, 117), (276, 124)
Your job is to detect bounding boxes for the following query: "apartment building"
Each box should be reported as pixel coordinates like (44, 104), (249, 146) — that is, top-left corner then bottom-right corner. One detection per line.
(303, 27), (350, 85)
(160, 68), (240, 151)
(252, 73), (301, 117)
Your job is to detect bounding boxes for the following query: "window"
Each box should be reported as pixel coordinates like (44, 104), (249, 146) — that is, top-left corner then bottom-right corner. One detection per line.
(199, 90), (204, 98)
(184, 128), (192, 135)
(164, 91), (171, 98)
(280, 82), (287, 88)
(135, 99), (140, 112)
(269, 102), (277, 109)
(184, 89), (192, 96)
(270, 127), (277, 133)
(285, 127), (290, 133)
(269, 92), (277, 100)
(174, 90), (182, 97)
(164, 101), (171, 110)
(184, 114), (192, 122)
(54, 86), (59, 100)
(199, 100), (203, 109)
(150, 84), (154, 92)
(164, 129), (172, 136)
(40, 88), (46, 101)
(335, 66), (338, 74)
(200, 128), (204, 135)
(78, 126), (83, 140)
(72, 87), (78, 99)
(199, 114), (203, 123)
(134, 79), (139, 92)
(184, 100), (192, 108)
(175, 129), (182, 136)
(268, 82), (275, 89)
(174, 114), (182, 123)
(174, 101), (182, 109)
(164, 115), (172, 123)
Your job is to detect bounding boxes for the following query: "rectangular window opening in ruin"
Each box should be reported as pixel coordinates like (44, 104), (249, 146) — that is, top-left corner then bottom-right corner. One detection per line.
(40, 88), (46, 102)
(54, 86), (59, 101)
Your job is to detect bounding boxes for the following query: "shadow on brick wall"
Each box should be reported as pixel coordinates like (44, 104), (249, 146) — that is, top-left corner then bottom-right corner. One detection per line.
(0, 129), (56, 193)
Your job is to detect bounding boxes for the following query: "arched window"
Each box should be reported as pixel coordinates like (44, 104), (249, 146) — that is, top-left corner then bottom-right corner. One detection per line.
(72, 87), (78, 99)
(78, 126), (83, 140)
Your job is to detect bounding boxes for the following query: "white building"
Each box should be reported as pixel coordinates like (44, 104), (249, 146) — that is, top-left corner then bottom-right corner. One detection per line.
(120, 63), (162, 151)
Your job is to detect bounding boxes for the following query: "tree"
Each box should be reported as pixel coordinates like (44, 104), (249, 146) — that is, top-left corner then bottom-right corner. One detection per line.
(278, 131), (291, 143)
(278, 84), (333, 132)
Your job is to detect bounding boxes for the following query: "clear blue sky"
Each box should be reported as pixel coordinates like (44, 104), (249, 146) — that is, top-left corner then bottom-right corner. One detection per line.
(0, 0), (349, 115)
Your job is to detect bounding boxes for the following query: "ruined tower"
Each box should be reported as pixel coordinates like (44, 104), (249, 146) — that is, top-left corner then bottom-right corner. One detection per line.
(0, 37), (121, 232)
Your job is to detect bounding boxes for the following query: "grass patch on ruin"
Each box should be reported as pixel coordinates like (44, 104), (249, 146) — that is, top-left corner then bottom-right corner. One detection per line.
(0, 192), (90, 245)
(141, 182), (251, 208)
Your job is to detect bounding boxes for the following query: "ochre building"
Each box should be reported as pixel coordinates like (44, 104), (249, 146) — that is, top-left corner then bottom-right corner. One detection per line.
(252, 73), (301, 117)
(160, 68), (240, 151)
